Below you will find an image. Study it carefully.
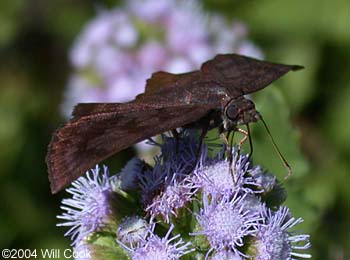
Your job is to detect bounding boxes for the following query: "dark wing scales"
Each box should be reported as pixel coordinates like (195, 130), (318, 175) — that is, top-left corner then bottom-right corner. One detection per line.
(46, 103), (212, 193)
(135, 71), (201, 102)
(71, 102), (154, 120)
(201, 53), (303, 97)
(144, 71), (181, 94)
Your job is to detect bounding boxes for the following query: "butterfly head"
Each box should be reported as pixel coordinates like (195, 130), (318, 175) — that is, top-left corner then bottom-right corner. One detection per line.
(223, 97), (261, 130)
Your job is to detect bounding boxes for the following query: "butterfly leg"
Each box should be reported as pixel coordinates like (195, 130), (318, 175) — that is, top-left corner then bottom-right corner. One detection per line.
(219, 131), (230, 155)
(236, 126), (254, 164)
(228, 131), (239, 183)
(220, 131), (238, 183)
(237, 128), (248, 152)
(228, 131), (236, 166)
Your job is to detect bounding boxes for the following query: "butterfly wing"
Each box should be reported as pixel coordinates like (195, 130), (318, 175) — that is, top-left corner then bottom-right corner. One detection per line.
(201, 53), (303, 97)
(135, 70), (202, 103)
(46, 102), (213, 193)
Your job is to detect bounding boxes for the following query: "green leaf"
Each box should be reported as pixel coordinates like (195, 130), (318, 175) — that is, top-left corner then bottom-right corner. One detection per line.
(89, 234), (130, 260)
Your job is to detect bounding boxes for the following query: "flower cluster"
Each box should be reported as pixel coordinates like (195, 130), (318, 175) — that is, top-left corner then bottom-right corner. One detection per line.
(57, 131), (311, 259)
(61, 0), (263, 116)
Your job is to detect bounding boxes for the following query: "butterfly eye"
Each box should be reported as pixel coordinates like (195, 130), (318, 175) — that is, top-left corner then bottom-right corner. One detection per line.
(226, 104), (239, 121)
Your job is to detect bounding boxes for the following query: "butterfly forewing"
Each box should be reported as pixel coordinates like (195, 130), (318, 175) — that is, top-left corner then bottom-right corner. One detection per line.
(47, 103), (213, 193)
(201, 54), (303, 97)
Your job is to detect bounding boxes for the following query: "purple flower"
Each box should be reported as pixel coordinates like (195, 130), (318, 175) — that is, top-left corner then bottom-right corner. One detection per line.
(192, 192), (262, 257)
(165, 1), (207, 56)
(249, 165), (277, 193)
(253, 206), (311, 260)
(128, 0), (174, 23)
(145, 172), (196, 223)
(57, 165), (116, 245)
(193, 159), (236, 195)
(242, 193), (264, 214)
(139, 157), (197, 222)
(139, 132), (200, 222)
(192, 150), (260, 196)
(238, 41), (264, 60)
(138, 41), (168, 69)
(120, 224), (193, 260)
(138, 158), (166, 204)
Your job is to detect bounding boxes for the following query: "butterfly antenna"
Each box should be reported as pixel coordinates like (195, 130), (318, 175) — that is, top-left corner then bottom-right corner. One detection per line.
(260, 117), (292, 179)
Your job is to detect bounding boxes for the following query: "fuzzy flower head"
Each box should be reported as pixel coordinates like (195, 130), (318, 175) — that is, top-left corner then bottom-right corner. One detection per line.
(139, 157), (197, 222)
(62, 0), (262, 116)
(192, 150), (260, 196)
(242, 193), (264, 214)
(139, 132), (201, 222)
(121, 224), (193, 260)
(144, 172), (196, 223)
(249, 165), (277, 193)
(57, 165), (116, 245)
(193, 193), (262, 257)
(253, 206), (311, 260)
(193, 159), (236, 195)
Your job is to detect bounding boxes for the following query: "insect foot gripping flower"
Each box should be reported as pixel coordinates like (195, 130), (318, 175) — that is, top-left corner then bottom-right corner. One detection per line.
(119, 224), (194, 260)
(248, 206), (312, 260)
(62, 0), (263, 117)
(57, 165), (136, 246)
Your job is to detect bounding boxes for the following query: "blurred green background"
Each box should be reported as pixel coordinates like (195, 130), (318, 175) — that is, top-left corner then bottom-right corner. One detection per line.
(0, 0), (349, 259)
